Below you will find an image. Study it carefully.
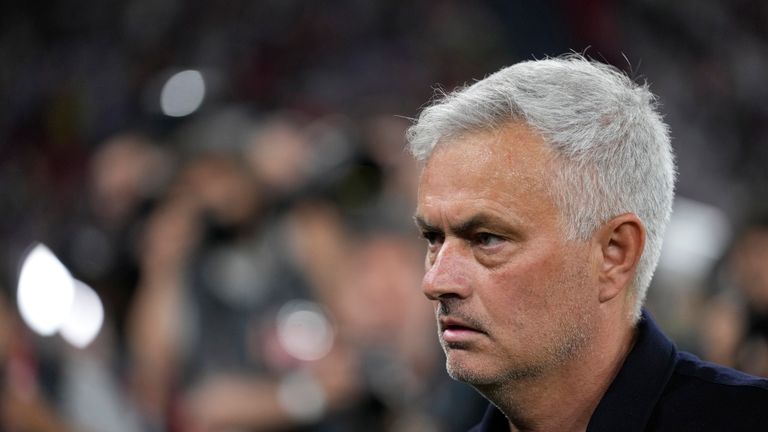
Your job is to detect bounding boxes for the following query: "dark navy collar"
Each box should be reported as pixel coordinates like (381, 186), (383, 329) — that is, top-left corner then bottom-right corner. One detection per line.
(586, 310), (676, 431)
(470, 310), (677, 432)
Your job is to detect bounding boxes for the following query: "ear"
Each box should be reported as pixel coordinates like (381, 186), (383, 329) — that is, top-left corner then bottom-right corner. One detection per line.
(594, 213), (645, 303)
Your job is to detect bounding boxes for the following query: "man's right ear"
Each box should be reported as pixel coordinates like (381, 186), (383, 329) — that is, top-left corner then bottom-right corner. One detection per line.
(594, 213), (645, 304)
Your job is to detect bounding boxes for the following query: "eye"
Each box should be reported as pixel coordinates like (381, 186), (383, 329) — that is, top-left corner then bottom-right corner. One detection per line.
(421, 230), (444, 248)
(474, 232), (504, 248)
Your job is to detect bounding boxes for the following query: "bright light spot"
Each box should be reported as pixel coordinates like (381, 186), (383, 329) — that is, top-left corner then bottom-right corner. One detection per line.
(17, 244), (76, 335)
(59, 280), (104, 348)
(659, 196), (731, 279)
(277, 370), (326, 422)
(160, 70), (205, 117)
(277, 300), (334, 362)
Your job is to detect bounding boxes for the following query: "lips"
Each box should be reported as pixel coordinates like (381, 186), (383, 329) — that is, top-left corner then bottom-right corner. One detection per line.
(439, 316), (482, 333)
(438, 315), (486, 344)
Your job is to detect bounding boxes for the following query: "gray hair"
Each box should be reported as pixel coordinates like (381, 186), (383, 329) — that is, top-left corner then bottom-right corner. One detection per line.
(407, 55), (676, 322)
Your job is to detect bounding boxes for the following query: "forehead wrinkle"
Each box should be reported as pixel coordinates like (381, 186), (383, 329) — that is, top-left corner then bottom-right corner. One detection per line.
(428, 126), (553, 195)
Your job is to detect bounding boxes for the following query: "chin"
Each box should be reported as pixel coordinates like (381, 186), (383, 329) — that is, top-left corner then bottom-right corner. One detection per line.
(446, 351), (548, 387)
(444, 352), (498, 386)
(446, 364), (487, 385)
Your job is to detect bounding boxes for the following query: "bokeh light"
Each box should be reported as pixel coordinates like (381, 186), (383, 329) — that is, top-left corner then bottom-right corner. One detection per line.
(17, 244), (77, 336)
(160, 69), (206, 117)
(276, 300), (334, 362)
(17, 244), (105, 348)
(659, 197), (731, 279)
(59, 280), (104, 348)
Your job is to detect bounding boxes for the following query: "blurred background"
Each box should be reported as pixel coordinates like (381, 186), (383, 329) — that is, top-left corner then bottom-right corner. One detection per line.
(2, 0), (768, 430)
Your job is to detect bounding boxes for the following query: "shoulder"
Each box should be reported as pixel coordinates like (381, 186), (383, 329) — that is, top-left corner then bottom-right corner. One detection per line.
(674, 351), (768, 390)
(648, 351), (768, 431)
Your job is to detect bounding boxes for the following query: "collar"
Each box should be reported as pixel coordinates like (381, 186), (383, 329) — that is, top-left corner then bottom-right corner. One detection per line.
(586, 310), (677, 431)
(471, 310), (677, 432)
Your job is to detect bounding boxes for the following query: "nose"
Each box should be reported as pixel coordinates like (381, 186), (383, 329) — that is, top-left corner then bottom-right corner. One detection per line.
(422, 239), (473, 301)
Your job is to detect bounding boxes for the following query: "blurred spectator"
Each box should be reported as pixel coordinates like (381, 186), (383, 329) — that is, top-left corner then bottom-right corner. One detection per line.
(61, 133), (172, 353)
(127, 122), (362, 431)
(699, 215), (768, 377)
(125, 109), (487, 430)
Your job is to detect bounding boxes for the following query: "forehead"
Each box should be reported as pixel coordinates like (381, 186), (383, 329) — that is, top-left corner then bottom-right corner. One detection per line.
(419, 123), (552, 195)
(416, 122), (559, 227)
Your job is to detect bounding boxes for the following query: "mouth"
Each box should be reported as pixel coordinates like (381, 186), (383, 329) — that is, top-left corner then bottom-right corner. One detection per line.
(438, 316), (486, 344)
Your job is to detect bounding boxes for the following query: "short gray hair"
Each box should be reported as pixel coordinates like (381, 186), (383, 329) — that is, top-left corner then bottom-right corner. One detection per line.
(407, 55), (676, 321)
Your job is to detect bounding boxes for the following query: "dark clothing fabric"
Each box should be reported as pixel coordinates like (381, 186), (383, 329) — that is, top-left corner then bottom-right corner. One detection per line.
(470, 311), (768, 431)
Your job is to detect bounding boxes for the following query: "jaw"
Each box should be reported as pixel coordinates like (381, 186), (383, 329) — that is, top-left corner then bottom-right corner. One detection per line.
(442, 341), (528, 387)
(444, 348), (498, 385)
(445, 347), (550, 388)
(442, 312), (596, 389)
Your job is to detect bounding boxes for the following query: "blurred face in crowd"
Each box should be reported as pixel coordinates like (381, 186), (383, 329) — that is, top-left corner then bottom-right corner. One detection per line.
(732, 227), (768, 309)
(415, 123), (598, 387)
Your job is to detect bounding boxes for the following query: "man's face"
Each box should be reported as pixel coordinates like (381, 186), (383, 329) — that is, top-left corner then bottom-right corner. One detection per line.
(415, 123), (599, 387)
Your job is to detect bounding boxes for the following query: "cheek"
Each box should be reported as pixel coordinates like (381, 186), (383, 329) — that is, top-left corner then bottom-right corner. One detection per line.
(481, 252), (574, 317)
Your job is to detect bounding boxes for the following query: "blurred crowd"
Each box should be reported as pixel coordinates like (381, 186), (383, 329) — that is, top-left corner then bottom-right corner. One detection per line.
(2, 0), (768, 431)
(2, 110), (490, 431)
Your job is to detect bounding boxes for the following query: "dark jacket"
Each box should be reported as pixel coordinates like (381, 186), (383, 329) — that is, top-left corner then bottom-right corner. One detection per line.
(470, 311), (768, 431)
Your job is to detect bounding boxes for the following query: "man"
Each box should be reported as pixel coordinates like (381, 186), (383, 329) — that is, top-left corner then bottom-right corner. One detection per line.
(408, 55), (768, 431)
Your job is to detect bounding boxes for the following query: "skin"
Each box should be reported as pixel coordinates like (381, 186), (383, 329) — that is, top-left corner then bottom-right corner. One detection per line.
(414, 123), (644, 432)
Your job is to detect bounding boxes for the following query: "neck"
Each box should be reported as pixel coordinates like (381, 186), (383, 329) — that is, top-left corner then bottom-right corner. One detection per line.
(477, 316), (637, 432)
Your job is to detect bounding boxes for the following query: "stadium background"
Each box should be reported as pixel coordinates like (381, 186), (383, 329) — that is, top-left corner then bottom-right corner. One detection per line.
(2, 0), (768, 430)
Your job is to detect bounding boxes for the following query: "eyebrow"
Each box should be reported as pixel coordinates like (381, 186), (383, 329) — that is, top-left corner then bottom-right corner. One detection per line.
(414, 215), (438, 232)
(414, 214), (514, 239)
